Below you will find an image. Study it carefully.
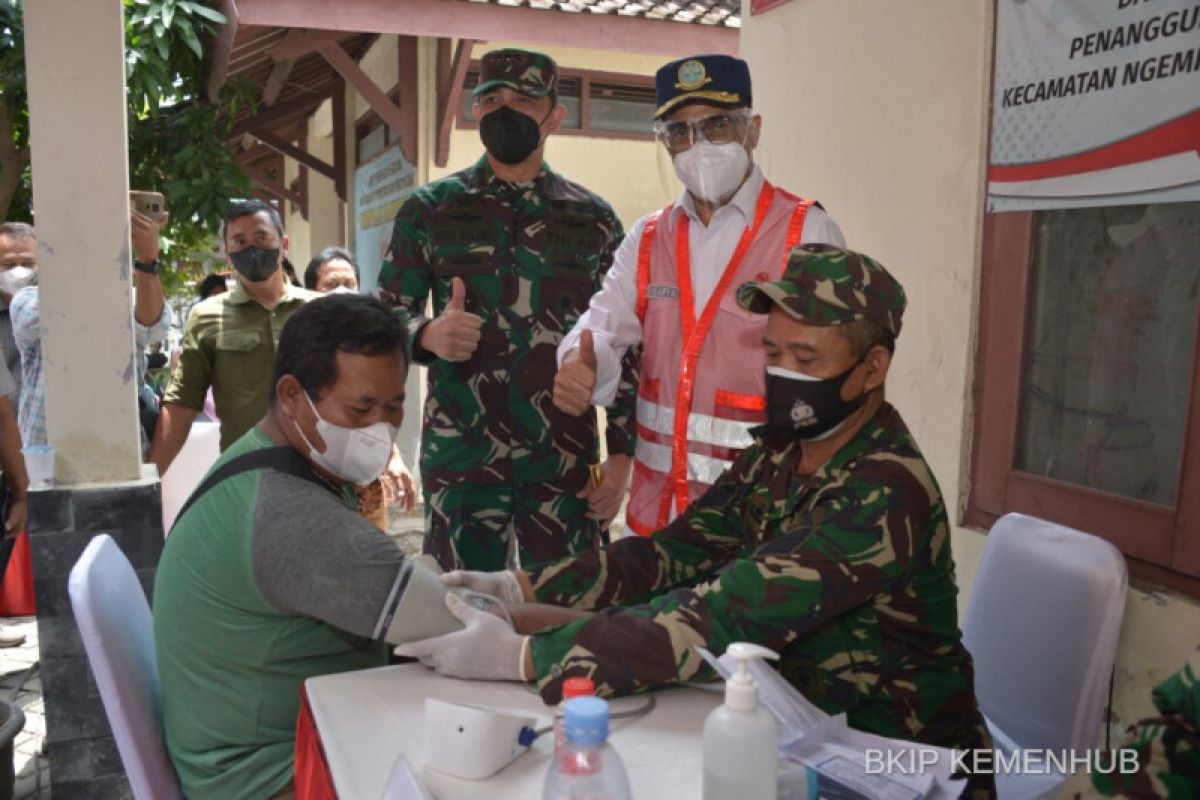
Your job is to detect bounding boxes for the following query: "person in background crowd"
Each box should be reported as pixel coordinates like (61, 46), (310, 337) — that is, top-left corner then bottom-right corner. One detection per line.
(378, 48), (639, 571)
(303, 246), (359, 294)
(401, 245), (996, 800)
(11, 213), (172, 452)
(0, 222), (37, 408)
(0, 355), (27, 648)
(553, 54), (845, 537)
(197, 272), (229, 301)
(305, 246), (416, 526)
(150, 200), (320, 474)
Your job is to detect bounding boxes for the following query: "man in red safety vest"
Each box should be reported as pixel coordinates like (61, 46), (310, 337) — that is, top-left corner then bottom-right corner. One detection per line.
(554, 54), (846, 535)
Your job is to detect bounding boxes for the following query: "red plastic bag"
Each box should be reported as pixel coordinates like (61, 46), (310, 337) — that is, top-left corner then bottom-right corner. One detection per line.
(0, 530), (37, 617)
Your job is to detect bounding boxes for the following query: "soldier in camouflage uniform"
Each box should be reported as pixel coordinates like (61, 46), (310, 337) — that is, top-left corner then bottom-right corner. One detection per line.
(378, 48), (638, 571)
(1078, 647), (1199, 799)
(399, 244), (995, 797)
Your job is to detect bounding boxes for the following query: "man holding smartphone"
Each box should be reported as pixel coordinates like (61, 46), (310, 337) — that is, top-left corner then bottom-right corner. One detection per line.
(9, 210), (172, 451)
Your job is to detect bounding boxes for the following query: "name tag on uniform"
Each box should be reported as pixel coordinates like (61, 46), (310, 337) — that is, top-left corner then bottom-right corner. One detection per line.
(647, 284), (679, 300)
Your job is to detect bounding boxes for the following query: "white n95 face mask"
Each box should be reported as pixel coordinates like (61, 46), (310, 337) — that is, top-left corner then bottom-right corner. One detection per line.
(295, 393), (397, 485)
(0, 267), (36, 296)
(672, 140), (751, 204)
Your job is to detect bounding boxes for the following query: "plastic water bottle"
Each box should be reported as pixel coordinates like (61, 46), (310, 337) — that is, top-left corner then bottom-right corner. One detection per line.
(553, 677), (596, 754)
(542, 697), (632, 800)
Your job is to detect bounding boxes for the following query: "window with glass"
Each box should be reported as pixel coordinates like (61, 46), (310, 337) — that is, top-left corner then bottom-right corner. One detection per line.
(969, 202), (1200, 588)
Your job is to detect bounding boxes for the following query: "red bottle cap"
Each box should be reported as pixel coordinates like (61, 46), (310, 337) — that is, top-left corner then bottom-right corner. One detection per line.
(562, 677), (595, 700)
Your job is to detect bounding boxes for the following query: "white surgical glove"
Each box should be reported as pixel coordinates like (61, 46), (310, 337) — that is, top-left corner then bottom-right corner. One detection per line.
(441, 569), (525, 605)
(395, 593), (530, 682)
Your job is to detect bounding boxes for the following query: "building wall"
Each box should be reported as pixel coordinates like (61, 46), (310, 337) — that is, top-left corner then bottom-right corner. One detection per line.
(741, 0), (1200, 732)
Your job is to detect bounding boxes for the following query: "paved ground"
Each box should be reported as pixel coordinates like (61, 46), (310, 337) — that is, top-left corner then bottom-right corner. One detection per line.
(0, 615), (48, 800)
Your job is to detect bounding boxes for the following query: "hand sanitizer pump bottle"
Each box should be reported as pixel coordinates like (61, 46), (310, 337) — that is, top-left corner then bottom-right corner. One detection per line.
(702, 642), (780, 800)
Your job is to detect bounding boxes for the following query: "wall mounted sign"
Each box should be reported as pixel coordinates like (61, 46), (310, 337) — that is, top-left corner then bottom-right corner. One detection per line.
(989, 0), (1200, 211)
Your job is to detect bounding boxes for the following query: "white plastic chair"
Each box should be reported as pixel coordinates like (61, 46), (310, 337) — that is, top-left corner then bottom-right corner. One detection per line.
(160, 419), (220, 534)
(68, 534), (183, 799)
(962, 512), (1127, 800)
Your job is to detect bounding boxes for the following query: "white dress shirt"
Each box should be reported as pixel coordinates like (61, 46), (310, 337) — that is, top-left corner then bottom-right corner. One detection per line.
(557, 165), (846, 404)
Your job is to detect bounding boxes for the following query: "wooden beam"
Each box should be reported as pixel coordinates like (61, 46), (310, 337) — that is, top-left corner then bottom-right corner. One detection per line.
(267, 28), (344, 62)
(263, 57), (295, 106)
(332, 79), (347, 203)
(250, 128), (336, 180)
(397, 35), (419, 165)
(436, 39), (472, 169)
(205, 0), (239, 103)
(316, 40), (407, 139)
(243, 164), (304, 208)
(229, 90), (328, 138)
(235, 0), (739, 57)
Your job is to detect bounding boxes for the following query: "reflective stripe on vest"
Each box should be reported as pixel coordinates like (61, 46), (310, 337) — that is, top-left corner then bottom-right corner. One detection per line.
(637, 397), (756, 452)
(634, 438), (732, 488)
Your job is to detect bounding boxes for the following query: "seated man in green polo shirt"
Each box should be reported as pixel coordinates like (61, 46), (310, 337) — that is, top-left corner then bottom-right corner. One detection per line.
(399, 244), (996, 798)
(149, 199), (321, 475)
(154, 294), (460, 799)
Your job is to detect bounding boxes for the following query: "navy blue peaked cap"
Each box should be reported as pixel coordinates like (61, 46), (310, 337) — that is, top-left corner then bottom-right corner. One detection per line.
(654, 54), (752, 118)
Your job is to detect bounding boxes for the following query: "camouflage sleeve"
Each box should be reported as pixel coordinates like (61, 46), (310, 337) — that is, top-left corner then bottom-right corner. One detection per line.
(528, 448), (756, 610)
(596, 213), (639, 458)
(377, 195), (435, 362)
(529, 460), (934, 704)
(1091, 648), (1199, 798)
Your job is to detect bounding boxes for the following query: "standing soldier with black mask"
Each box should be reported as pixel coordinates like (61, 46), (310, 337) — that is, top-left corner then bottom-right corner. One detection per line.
(378, 49), (639, 571)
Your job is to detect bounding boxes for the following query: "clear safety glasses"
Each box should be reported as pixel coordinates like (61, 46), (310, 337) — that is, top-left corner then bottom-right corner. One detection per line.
(651, 109), (752, 153)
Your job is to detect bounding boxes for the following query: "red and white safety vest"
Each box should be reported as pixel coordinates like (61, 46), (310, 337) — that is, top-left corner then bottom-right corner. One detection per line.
(627, 182), (815, 536)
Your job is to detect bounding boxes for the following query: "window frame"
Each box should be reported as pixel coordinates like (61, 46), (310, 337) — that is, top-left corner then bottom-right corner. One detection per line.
(967, 210), (1200, 595)
(456, 63), (656, 143)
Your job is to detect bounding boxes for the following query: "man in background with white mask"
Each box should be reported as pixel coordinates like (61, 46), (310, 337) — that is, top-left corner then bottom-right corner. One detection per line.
(0, 222), (38, 407)
(554, 54), (846, 536)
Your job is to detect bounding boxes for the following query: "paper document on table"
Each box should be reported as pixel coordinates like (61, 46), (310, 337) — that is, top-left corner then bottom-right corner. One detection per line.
(696, 646), (966, 800)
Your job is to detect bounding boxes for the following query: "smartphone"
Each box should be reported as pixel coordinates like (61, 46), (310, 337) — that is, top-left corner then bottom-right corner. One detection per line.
(130, 190), (166, 223)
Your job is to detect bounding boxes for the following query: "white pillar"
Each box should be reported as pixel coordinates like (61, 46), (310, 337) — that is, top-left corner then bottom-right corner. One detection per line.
(23, 0), (141, 483)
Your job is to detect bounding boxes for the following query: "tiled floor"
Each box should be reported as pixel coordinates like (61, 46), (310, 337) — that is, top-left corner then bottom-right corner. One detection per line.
(0, 615), (48, 800)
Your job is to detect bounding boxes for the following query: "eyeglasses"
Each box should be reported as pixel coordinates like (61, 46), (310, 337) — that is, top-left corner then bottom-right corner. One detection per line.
(652, 110), (751, 153)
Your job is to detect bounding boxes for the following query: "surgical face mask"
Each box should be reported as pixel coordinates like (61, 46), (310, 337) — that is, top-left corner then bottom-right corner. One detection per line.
(229, 246), (280, 283)
(672, 140), (751, 204)
(327, 285), (357, 295)
(0, 266), (36, 297)
(763, 362), (867, 440)
(479, 105), (544, 165)
(294, 393), (398, 485)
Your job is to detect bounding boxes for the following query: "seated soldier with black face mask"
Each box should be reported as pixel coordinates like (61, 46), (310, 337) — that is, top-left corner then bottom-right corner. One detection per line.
(398, 244), (997, 799)
(154, 294), (461, 800)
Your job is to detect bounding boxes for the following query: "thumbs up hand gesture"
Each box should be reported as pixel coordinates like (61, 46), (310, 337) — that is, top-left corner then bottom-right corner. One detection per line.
(418, 277), (483, 362)
(553, 329), (599, 416)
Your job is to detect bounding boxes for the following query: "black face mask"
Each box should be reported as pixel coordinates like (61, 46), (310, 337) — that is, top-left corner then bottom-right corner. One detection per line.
(479, 105), (545, 165)
(229, 246), (280, 283)
(763, 361), (867, 440)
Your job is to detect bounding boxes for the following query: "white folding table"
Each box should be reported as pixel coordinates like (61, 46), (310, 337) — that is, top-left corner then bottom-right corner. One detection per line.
(305, 664), (723, 799)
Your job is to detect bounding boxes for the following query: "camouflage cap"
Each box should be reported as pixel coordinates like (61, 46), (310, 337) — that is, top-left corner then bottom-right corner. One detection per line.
(473, 48), (558, 98)
(736, 243), (906, 336)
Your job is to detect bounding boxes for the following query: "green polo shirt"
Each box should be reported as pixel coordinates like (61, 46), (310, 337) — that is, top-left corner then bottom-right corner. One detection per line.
(164, 282), (320, 450)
